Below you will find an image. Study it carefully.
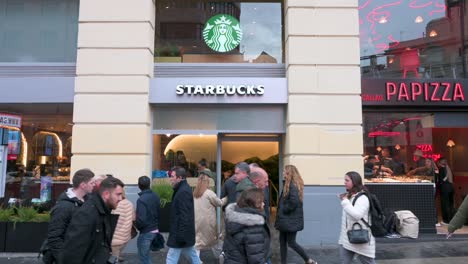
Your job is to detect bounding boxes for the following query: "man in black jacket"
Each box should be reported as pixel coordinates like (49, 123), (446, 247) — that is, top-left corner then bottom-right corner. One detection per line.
(136, 176), (160, 264)
(59, 176), (124, 264)
(43, 168), (95, 264)
(166, 167), (201, 264)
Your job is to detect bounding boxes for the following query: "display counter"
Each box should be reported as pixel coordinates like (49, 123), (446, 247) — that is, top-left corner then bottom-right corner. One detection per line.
(4, 180), (70, 202)
(365, 182), (437, 234)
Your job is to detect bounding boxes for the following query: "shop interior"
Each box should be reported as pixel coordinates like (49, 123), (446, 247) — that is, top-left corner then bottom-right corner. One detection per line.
(1, 104), (73, 206)
(152, 133), (280, 211)
(363, 112), (468, 232)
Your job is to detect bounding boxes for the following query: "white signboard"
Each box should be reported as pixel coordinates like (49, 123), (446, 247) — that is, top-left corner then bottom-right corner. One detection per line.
(150, 78), (287, 104)
(0, 113), (22, 128)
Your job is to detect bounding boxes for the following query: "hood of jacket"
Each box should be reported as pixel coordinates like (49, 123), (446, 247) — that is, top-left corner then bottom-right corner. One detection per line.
(57, 188), (84, 206)
(236, 177), (255, 193)
(225, 203), (265, 235)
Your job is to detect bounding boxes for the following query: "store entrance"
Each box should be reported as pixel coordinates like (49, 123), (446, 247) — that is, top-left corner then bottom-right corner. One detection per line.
(218, 134), (282, 220)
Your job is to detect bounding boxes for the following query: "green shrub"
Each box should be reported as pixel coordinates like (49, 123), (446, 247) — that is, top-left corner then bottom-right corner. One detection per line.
(152, 182), (174, 208)
(34, 212), (51, 222)
(12, 207), (38, 222)
(0, 208), (14, 222)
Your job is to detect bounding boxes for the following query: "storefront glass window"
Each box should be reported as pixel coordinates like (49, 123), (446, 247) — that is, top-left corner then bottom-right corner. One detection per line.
(1, 109), (73, 206)
(359, 0), (468, 79)
(0, 0), (79, 62)
(155, 0), (283, 63)
(363, 112), (468, 181)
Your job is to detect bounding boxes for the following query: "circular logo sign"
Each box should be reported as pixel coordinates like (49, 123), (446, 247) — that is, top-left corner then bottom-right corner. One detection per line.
(203, 14), (242, 53)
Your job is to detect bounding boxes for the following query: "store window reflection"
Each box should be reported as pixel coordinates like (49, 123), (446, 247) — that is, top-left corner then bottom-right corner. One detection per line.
(359, 0), (467, 79)
(2, 113), (73, 205)
(363, 113), (468, 183)
(152, 134), (218, 188)
(0, 0), (79, 62)
(155, 0), (283, 63)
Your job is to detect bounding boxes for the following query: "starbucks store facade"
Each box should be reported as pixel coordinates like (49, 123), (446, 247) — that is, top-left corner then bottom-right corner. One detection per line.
(1, 0), (361, 246)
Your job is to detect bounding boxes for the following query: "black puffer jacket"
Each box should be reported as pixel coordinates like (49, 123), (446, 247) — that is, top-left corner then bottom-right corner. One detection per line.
(223, 203), (270, 264)
(167, 180), (196, 248)
(59, 193), (119, 264)
(46, 189), (84, 260)
(275, 182), (304, 232)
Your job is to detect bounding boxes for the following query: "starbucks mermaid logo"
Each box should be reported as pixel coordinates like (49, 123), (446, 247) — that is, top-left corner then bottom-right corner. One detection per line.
(203, 14), (242, 52)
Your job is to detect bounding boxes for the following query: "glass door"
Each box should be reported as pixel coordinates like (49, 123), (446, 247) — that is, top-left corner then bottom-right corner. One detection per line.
(218, 134), (282, 217)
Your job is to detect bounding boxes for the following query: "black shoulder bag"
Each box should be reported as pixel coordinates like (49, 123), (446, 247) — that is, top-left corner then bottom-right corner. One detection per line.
(345, 194), (370, 244)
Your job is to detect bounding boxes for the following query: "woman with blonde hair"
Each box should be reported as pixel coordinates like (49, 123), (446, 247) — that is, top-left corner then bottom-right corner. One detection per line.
(275, 165), (317, 264)
(193, 171), (225, 260)
(111, 189), (135, 262)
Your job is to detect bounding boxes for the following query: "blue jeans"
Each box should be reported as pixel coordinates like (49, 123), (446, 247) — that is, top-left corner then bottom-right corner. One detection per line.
(166, 246), (201, 264)
(137, 232), (157, 264)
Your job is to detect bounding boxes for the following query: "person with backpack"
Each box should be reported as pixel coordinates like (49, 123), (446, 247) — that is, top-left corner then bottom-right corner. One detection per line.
(338, 171), (376, 264)
(42, 169), (95, 264)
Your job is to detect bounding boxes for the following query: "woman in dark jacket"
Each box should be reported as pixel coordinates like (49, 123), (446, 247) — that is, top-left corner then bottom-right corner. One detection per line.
(275, 165), (317, 264)
(223, 188), (270, 264)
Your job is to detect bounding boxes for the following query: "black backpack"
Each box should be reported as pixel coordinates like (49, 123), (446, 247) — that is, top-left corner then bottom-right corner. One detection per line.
(353, 192), (387, 237)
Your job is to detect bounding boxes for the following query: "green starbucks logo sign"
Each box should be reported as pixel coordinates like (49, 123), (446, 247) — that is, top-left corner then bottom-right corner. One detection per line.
(203, 14), (242, 52)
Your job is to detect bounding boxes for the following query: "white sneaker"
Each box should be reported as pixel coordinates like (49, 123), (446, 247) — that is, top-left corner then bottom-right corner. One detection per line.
(436, 223), (442, 227)
(441, 221), (449, 226)
(218, 252), (225, 264)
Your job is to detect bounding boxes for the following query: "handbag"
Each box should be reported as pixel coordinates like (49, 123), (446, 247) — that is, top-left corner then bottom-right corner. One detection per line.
(131, 224), (138, 239)
(150, 232), (165, 252)
(347, 223), (370, 244)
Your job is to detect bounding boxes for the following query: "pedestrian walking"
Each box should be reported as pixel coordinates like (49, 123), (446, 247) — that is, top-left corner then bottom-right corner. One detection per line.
(235, 162), (254, 197)
(249, 164), (270, 222)
(222, 188), (270, 264)
(111, 189), (135, 263)
(193, 172), (226, 260)
(275, 165), (317, 264)
(166, 167), (201, 264)
(447, 194), (468, 239)
(43, 169), (95, 264)
(338, 171), (375, 264)
(135, 175), (161, 264)
(437, 157), (455, 225)
(59, 177), (125, 264)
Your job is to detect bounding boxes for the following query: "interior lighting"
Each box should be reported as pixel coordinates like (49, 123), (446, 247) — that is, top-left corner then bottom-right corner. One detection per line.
(376, 146), (382, 152)
(395, 144), (401, 150)
(415, 16), (423, 23)
(429, 30), (438, 37)
(378, 16), (388, 24)
(446, 139), (456, 148)
(21, 132), (27, 167)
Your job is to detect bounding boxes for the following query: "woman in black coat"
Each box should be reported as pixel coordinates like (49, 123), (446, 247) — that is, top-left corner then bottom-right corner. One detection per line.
(275, 165), (317, 264)
(222, 188), (270, 264)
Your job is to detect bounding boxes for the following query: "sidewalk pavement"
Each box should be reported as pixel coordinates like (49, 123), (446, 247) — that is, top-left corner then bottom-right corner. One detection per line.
(1, 237), (468, 264)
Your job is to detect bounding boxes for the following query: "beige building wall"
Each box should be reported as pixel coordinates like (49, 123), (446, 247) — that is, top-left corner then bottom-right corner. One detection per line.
(285, 0), (363, 185)
(71, 0), (155, 183)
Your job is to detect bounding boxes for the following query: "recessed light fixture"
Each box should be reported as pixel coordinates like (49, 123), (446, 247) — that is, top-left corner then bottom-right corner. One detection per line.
(378, 16), (388, 24)
(165, 6), (169, 9)
(415, 16), (423, 23)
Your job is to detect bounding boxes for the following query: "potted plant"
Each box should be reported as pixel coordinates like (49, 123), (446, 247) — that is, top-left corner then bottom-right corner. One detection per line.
(0, 208), (14, 252)
(152, 180), (173, 232)
(154, 45), (182, 63)
(5, 207), (49, 252)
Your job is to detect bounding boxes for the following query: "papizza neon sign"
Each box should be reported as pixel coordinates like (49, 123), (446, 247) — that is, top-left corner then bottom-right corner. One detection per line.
(361, 79), (468, 105)
(386, 82), (465, 102)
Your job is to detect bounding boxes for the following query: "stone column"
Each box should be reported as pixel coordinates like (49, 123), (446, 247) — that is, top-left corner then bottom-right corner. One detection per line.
(71, 0), (155, 183)
(285, 0), (363, 185)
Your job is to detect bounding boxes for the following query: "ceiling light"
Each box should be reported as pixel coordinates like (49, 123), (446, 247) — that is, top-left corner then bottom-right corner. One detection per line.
(429, 30), (438, 37)
(415, 16), (423, 23)
(378, 16), (388, 24)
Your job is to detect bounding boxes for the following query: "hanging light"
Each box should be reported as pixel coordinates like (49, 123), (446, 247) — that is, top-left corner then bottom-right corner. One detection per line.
(429, 30), (438, 37)
(395, 144), (401, 150)
(376, 146), (382, 152)
(415, 16), (423, 23)
(446, 139), (456, 148)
